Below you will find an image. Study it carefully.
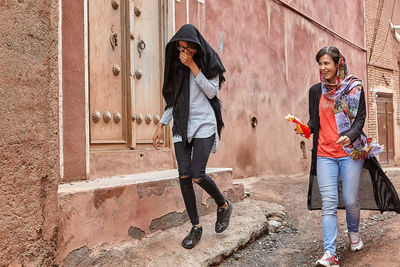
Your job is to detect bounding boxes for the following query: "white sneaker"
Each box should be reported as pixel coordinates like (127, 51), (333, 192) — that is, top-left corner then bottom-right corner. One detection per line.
(316, 250), (340, 266)
(348, 231), (364, 251)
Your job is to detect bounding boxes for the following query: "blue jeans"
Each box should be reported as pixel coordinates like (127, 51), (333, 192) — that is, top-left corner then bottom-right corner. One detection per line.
(317, 156), (364, 255)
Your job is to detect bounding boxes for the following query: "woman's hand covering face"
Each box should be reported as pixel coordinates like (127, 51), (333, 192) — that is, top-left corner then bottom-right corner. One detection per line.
(179, 51), (195, 68)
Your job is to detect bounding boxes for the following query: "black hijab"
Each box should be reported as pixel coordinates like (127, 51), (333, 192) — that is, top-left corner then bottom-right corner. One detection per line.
(162, 24), (226, 146)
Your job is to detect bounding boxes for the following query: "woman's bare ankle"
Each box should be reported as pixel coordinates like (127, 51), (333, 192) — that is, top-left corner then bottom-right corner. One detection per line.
(220, 201), (228, 209)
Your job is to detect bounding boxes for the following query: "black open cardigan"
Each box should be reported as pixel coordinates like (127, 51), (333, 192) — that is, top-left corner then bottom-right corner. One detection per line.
(307, 83), (400, 213)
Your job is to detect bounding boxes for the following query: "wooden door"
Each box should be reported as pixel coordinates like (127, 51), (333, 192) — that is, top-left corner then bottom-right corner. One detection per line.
(129, 0), (163, 146)
(89, 0), (164, 149)
(377, 94), (394, 165)
(89, 0), (127, 148)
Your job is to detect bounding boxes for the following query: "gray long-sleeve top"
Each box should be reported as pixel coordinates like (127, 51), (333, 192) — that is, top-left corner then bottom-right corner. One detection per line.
(160, 71), (219, 151)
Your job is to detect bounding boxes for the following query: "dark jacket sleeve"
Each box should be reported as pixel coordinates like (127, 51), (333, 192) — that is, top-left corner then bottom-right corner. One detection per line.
(343, 88), (366, 143)
(307, 86), (315, 134)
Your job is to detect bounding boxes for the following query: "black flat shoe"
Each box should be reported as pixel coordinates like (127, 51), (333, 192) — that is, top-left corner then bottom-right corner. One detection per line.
(215, 200), (233, 233)
(181, 225), (202, 249)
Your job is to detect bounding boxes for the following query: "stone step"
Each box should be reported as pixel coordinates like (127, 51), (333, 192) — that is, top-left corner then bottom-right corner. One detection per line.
(57, 168), (244, 262)
(62, 199), (286, 267)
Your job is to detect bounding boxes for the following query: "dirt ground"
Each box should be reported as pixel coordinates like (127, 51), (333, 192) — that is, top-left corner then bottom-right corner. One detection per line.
(218, 172), (400, 267)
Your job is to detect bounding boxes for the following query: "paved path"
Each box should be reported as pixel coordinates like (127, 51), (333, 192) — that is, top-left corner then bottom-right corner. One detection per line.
(220, 168), (400, 266)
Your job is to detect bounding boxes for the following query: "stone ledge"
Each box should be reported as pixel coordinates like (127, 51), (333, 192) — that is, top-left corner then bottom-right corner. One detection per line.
(59, 168), (233, 195)
(63, 199), (284, 267)
(57, 168), (242, 263)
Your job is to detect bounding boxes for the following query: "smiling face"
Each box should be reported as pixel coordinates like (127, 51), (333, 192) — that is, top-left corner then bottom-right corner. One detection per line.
(318, 54), (338, 84)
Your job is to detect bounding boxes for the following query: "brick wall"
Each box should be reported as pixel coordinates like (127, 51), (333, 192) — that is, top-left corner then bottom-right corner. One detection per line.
(365, 0), (400, 163)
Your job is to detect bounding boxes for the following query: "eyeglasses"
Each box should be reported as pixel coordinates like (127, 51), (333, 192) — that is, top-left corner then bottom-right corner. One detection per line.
(176, 43), (196, 53)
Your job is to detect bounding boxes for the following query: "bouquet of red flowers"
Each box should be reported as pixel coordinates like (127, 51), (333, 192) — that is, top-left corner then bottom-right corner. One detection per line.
(285, 114), (311, 140)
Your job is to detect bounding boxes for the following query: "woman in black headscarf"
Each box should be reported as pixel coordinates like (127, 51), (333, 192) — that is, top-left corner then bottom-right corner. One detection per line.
(152, 24), (232, 249)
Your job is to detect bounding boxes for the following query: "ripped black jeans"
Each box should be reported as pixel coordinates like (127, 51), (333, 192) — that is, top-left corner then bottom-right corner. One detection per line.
(174, 134), (226, 225)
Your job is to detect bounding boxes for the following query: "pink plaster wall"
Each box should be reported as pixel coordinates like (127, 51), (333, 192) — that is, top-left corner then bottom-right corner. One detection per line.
(281, 0), (365, 48)
(62, 0), (87, 182)
(61, 0), (367, 180)
(176, 0), (367, 177)
(0, 0), (60, 265)
(175, 0), (188, 31)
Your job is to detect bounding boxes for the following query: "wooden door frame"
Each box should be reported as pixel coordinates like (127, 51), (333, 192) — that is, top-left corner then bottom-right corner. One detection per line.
(125, 0), (133, 148)
(162, 0), (175, 148)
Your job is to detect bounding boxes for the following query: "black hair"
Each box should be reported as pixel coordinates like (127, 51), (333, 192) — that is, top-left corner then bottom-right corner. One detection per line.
(315, 46), (340, 64)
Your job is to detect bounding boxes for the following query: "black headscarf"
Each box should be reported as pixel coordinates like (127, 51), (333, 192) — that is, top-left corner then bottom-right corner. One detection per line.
(162, 24), (226, 146)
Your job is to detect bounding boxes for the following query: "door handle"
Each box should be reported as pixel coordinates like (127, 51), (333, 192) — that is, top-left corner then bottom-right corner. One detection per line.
(137, 39), (146, 57)
(110, 33), (118, 50)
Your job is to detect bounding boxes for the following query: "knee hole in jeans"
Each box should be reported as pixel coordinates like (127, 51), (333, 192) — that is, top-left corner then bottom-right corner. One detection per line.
(344, 200), (358, 209)
(192, 178), (200, 184)
(180, 175), (190, 179)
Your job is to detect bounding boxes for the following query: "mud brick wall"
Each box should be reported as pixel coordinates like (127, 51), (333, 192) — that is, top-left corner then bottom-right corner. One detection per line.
(0, 0), (60, 265)
(365, 0), (400, 163)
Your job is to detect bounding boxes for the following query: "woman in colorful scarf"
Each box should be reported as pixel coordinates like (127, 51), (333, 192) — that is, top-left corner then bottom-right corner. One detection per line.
(152, 24), (232, 249)
(305, 46), (383, 266)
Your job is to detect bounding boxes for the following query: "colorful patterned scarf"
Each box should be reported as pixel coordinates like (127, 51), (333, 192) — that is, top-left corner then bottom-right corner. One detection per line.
(320, 51), (383, 160)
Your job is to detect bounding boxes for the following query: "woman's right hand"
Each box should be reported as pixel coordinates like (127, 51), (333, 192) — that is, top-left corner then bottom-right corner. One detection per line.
(294, 126), (304, 137)
(152, 123), (164, 150)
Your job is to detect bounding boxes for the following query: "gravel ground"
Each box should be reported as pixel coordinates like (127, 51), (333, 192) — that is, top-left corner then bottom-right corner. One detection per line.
(218, 173), (400, 267)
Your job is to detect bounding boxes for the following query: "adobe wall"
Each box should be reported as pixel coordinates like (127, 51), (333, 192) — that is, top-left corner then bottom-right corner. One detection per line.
(175, 0), (367, 177)
(0, 1), (60, 265)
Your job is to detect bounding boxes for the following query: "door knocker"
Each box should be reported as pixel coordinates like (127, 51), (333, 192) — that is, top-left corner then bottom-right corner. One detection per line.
(137, 38), (146, 58)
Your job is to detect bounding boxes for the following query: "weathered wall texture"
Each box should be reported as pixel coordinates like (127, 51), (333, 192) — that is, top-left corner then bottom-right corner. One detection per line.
(62, 0), (87, 182)
(57, 170), (242, 262)
(365, 0), (400, 164)
(0, 0), (60, 265)
(176, 0), (367, 177)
